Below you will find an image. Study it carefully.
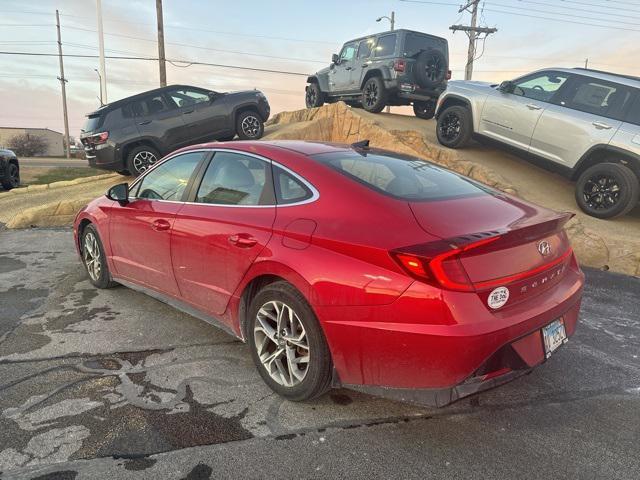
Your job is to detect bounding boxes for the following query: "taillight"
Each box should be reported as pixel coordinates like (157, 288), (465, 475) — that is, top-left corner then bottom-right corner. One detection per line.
(393, 59), (406, 73)
(87, 132), (109, 145)
(446, 70), (452, 80)
(391, 236), (501, 292)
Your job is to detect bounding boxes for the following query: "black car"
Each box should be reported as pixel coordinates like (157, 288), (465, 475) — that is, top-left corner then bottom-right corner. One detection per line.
(81, 85), (270, 176)
(305, 29), (449, 119)
(0, 149), (19, 190)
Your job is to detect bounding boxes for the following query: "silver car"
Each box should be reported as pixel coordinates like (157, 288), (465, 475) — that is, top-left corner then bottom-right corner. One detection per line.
(435, 67), (640, 219)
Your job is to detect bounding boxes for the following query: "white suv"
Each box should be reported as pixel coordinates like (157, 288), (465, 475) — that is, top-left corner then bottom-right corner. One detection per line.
(435, 68), (640, 219)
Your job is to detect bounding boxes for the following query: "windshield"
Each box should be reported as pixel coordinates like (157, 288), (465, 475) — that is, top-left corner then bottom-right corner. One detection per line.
(312, 150), (489, 201)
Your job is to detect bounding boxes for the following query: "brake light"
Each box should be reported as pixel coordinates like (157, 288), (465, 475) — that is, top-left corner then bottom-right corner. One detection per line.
(446, 70), (452, 80)
(393, 59), (406, 73)
(88, 131), (109, 145)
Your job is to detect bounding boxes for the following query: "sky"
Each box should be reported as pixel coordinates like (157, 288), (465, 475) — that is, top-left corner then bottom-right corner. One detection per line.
(1, 0), (639, 138)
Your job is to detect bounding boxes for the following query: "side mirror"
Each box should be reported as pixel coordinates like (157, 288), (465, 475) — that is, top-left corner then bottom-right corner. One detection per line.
(106, 182), (129, 205)
(498, 80), (515, 93)
(331, 53), (339, 64)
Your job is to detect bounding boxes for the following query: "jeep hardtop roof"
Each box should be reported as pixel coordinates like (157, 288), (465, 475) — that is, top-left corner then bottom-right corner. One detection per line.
(343, 28), (446, 45)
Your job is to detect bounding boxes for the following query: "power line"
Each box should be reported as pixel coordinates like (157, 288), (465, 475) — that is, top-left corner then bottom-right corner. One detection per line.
(512, 0), (640, 20)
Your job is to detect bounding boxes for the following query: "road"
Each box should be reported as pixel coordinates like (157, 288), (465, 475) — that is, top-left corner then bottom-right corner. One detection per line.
(0, 228), (638, 479)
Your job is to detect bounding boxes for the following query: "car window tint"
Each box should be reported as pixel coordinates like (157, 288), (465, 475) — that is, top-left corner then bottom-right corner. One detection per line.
(131, 94), (175, 117)
(563, 78), (631, 120)
(340, 43), (357, 62)
(274, 167), (313, 204)
(357, 39), (374, 59)
(512, 72), (568, 102)
(196, 152), (269, 206)
(83, 114), (103, 132)
(625, 93), (640, 126)
(136, 152), (203, 201)
(313, 151), (489, 201)
(403, 33), (443, 57)
(168, 88), (210, 108)
(374, 34), (397, 57)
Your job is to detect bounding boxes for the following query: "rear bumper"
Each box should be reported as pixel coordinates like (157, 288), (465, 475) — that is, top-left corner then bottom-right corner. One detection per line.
(83, 143), (123, 171)
(318, 264), (584, 406)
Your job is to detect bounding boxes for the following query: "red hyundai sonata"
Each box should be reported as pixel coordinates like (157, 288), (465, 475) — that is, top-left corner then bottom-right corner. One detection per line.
(74, 140), (584, 406)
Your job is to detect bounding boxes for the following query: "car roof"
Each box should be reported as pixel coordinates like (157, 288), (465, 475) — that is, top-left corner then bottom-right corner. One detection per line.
(345, 28), (446, 44)
(535, 67), (640, 88)
(173, 140), (353, 158)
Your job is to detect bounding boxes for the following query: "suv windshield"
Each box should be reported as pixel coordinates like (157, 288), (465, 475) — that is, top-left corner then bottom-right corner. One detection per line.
(312, 150), (488, 201)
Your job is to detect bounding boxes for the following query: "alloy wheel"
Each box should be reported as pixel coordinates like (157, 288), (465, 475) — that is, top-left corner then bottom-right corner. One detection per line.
(8, 163), (19, 187)
(583, 174), (622, 210)
(306, 88), (317, 107)
(364, 81), (379, 107)
(439, 112), (461, 141)
(83, 232), (102, 282)
(425, 55), (444, 82)
(241, 115), (261, 138)
(132, 150), (157, 174)
(253, 300), (310, 387)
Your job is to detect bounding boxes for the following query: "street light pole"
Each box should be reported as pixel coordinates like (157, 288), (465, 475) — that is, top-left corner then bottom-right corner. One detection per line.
(96, 0), (108, 103)
(94, 69), (103, 105)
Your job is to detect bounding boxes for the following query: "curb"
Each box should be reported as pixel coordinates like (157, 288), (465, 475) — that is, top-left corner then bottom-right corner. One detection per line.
(0, 173), (120, 198)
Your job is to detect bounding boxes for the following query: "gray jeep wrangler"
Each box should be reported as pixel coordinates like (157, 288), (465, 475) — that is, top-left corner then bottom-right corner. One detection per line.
(305, 29), (449, 119)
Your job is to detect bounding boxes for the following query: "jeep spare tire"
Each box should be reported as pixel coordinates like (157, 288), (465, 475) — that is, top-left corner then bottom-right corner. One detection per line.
(415, 49), (448, 89)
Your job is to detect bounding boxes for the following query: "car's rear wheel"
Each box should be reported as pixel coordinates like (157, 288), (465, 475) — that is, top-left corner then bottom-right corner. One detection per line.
(81, 224), (117, 289)
(126, 145), (160, 177)
(305, 83), (324, 108)
(236, 111), (264, 140)
(413, 100), (437, 120)
(1, 162), (20, 190)
(436, 105), (472, 148)
(361, 76), (387, 113)
(575, 162), (639, 219)
(247, 281), (332, 401)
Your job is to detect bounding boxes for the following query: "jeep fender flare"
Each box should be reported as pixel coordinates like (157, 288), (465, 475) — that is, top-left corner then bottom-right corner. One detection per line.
(572, 145), (640, 181)
(120, 138), (164, 162)
(359, 67), (394, 90)
(307, 74), (330, 94)
(231, 101), (265, 123)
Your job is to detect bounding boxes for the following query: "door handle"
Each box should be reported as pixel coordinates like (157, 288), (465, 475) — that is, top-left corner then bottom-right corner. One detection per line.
(592, 121), (612, 130)
(183, 109), (194, 114)
(525, 104), (542, 110)
(228, 234), (257, 248)
(138, 120), (151, 125)
(345, 66), (352, 71)
(362, 64), (369, 68)
(151, 219), (171, 231)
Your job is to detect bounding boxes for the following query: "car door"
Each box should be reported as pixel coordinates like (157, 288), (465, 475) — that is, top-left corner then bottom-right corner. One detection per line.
(171, 150), (276, 319)
(479, 71), (569, 151)
(529, 76), (630, 167)
(330, 42), (358, 93)
(166, 87), (227, 142)
(132, 93), (186, 152)
(108, 151), (205, 295)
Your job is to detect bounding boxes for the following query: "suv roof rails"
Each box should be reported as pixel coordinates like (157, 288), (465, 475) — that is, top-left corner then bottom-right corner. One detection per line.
(574, 67), (640, 83)
(351, 140), (370, 149)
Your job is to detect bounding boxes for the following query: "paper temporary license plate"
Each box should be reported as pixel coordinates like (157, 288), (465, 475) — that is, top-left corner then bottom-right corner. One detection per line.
(542, 318), (567, 358)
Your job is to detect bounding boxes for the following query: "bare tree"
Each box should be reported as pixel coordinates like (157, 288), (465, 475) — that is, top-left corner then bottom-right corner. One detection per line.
(8, 134), (49, 157)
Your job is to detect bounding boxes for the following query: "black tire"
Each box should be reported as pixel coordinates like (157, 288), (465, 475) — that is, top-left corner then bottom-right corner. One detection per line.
(1, 162), (20, 190)
(216, 135), (236, 142)
(413, 100), (437, 120)
(116, 170), (130, 176)
(436, 105), (472, 148)
(414, 49), (448, 89)
(305, 83), (324, 108)
(361, 76), (387, 113)
(247, 281), (332, 401)
(81, 224), (117, 289)
(126, 145), (160, 177)
(575, 162), (640, 219)
(236, 110), (264, 140)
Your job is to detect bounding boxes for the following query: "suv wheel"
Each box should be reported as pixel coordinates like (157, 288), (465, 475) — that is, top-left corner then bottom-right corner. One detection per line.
(305, 83), (324, 108)
(575, 162), (639, 219)
(126, 145), (160, 177)
(361, 76), (387, 113)
(1, 162), (20, 190)
(236, 111), (264, 140)
(436, 105), (472, 148)
(413, 100), (437, 120)
(247, 281), (332, 401)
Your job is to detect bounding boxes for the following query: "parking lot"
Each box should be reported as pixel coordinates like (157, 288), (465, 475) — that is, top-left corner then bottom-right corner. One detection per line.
(0, 228), (638, 479)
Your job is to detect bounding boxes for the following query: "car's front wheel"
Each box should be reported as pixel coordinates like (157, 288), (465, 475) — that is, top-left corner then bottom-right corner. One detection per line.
(575, 162), (639, 219)
(126, 145), (160, 177)
(81, 224), (117, 289)
(305, 83), (324, 108)
(413, 100), (437, 120)
(361, 76), (387, 113)
(236, 111), (264, 140)
(1, 162), (20, 190)
(247, 281), (332, 401)
(436, 105), (472, 148)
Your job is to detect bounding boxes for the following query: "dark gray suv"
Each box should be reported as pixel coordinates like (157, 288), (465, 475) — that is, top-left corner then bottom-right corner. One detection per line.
(305, 29), (449, 118)
(81, 85), (270, 176)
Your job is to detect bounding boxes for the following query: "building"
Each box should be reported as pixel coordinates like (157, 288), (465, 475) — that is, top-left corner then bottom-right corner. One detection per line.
(0, 127), (64, 157)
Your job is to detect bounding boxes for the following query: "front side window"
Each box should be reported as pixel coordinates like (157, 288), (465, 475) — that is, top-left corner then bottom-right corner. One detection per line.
(168, 88), (211, 108)
(339, 43), (357, 62)
(374, 34), (397, 58)
(313, 150), (488, 201)
(512, 72), (568, 102)
(135, 152), (203, 201)
(196, 152), (270, 206)
(274, 167), (313, 204)
(562, 77), (631, 120)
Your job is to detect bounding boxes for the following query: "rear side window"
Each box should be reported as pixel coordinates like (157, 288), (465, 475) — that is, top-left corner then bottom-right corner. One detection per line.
(374, 34), (397, 58)
(357, 38), (374, 59)
(130, 94), (176, 117)
(562, 77), (632, 120)
(273, 167), (313, 204)
(313, 151), (488, 201)
(625, 93), (640, 126)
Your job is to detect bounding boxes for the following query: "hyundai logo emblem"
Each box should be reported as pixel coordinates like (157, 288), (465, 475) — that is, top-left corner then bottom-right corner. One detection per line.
(538, 241), (552, 256)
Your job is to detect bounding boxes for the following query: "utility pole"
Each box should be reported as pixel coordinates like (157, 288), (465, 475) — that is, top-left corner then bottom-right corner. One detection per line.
(450, 0), (497, 80)
(96, 0), (108, 104)
(156, 0), (167, 87)
(55, 10), (70, 159)
(376, 11), (395, 113)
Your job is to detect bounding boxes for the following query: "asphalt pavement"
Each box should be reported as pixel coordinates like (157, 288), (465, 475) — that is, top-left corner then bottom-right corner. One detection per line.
(18, 157), (89, 169)
(0, 228), (638, 479)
